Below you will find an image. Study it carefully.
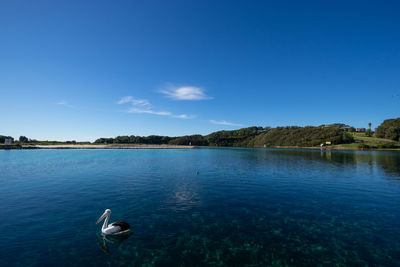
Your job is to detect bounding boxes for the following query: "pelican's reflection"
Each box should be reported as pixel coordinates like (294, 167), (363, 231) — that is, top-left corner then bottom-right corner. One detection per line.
(96, 232), (132, 254)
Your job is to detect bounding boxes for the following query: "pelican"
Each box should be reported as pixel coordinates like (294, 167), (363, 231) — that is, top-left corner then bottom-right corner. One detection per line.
(96, 209), (131, 235)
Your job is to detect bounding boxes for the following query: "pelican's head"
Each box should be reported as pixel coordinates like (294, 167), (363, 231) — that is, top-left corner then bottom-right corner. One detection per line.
(96, 209), (111, 224)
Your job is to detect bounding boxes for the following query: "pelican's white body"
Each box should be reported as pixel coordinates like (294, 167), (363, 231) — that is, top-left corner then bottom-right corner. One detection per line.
(100, 213), (122, 235)
(96, 209), (130, 235)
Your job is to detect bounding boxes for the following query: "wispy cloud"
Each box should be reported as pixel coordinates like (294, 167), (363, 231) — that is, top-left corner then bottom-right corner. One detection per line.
(56, 101), (74, 108)
(127, 108), (171, 116)
(118, 96), (195, 119)
(210, 120), (243, 126)
(160, 85), (212, 100)
(117, 96), (151, 107)
(173, 114), (196, 119)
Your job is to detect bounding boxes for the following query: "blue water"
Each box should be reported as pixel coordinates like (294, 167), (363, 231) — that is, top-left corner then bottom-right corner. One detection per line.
(0, 148), (399, 266)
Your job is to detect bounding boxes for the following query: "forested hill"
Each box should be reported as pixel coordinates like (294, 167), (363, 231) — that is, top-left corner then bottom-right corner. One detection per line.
(205, 126), (353, 147)
(249, 126), (353, 147)
(94, 125), (354, 147)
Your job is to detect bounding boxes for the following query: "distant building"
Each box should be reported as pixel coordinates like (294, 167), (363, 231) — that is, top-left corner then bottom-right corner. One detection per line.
(4, 138), (12, 145)
(356, 128), (366, 132)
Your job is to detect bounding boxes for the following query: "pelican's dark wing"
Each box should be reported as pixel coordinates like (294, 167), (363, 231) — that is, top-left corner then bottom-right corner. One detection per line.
(111, 221), (131, 231)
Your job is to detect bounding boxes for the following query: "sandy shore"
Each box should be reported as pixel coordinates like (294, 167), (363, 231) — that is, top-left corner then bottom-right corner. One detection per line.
(21, 144), (196, 149)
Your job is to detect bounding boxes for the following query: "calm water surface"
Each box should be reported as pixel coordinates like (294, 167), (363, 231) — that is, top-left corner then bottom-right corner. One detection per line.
(0, 148), (399, 266)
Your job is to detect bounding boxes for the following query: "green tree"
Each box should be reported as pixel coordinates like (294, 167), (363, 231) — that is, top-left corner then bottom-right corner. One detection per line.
(375, 118), (400, 141)
(19, 136), (29, 143)
(169, 135), (208, 146)
(0, 135), (14, 143)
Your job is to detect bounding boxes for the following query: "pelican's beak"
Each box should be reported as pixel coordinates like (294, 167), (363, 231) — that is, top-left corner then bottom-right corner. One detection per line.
(96, 211), (107, 224)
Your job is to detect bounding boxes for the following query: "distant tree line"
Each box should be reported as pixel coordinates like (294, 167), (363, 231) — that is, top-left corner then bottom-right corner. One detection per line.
(206, 126), (266, 146)
(5, 118), (400, 147)
(0, 135), (87, 145)
(95, 135), (173, 145)
(94, 126), (353, 147)
(169, 135), (209, 146)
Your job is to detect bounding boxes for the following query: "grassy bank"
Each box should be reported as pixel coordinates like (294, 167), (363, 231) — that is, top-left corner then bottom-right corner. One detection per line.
(338, 133), (400, 149)
(321, 133), (399, 150)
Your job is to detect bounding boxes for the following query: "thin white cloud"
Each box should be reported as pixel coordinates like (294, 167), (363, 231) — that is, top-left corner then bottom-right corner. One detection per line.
(57, 101), (74, 108)
(173, 114), (196, 119)
(210, 120), (243, 127)
(127, 108), (172, 116)
(160, 85), (212, 100)
(118, 96), (194, 119)
(117, 96), (133, 104)
(117, 96), (151, 107)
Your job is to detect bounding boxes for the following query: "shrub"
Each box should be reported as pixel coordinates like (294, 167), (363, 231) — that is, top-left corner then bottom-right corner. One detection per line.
(358, 143), (370, 149)
(377, 143), (396, 149)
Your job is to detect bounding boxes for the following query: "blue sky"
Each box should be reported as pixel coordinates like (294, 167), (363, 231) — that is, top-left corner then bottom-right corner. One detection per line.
(1, 0), (399, 141)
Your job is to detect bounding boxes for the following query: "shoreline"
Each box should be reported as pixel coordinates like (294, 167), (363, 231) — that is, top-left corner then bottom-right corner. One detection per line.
(1, 144), (399, 151)
(0, 144), (196, 149)
(253, 145), (400, 151)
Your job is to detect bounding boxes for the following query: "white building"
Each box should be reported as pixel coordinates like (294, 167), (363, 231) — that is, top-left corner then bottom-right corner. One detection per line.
(4, 138), (12, 145)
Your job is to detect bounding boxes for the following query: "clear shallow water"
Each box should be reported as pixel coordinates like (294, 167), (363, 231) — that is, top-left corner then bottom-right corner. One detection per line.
(0, 148), (399, 266)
